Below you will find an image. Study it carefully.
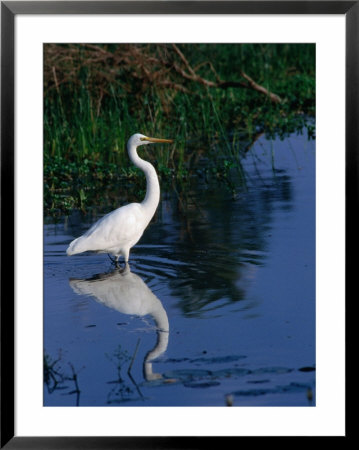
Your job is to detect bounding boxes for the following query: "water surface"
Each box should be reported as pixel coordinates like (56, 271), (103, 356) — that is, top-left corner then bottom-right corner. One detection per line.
(44, 132), (315, 407)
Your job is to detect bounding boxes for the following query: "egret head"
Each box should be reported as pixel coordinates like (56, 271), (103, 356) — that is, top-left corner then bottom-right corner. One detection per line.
(128, 133), (173, 149)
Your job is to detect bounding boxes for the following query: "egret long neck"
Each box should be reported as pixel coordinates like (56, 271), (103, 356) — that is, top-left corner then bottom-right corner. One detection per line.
(127, 143), (160, 218)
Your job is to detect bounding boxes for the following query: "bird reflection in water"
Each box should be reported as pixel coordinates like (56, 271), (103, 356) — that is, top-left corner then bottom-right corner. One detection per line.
(69, 264), (169, 387)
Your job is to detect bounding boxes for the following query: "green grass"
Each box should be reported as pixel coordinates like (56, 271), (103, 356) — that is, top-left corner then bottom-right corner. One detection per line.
(44, 43), (315, 217)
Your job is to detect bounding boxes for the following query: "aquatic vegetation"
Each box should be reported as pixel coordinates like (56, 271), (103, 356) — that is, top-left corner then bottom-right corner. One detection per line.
(43, 351), (81, 406)
(44, 43), (315, 216)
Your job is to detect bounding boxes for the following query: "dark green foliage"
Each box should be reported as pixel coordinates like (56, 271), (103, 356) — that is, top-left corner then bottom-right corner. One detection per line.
(44, 44), (315, 216)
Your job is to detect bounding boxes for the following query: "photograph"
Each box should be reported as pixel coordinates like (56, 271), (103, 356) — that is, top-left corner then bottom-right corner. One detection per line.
(43, 43), (316, 407)
(2, 0), (354, 444)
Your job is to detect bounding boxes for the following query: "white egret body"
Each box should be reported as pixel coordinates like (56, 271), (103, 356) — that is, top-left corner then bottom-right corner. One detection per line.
(66, 134), (173, 262)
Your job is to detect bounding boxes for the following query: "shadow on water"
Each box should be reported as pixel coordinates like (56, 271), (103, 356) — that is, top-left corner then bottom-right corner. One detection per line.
(131, 164), (295, 317)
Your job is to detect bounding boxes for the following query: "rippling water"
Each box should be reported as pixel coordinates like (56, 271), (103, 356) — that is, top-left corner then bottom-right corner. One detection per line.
(44, 132), (315, 406)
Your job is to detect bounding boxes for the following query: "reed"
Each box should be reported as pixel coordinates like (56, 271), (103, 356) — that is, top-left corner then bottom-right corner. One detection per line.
(44, 43), (315, 216)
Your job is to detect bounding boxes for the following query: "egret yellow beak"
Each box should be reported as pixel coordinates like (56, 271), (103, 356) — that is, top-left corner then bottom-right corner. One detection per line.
(141, 136), (173, 144)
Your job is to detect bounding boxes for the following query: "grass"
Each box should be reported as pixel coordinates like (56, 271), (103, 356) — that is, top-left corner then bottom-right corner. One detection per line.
(44, 43), (315, 217)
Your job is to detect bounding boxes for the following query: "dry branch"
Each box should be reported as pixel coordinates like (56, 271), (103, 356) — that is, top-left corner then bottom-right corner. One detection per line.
(44, 44), (283, 110)
(171, 44), (282, 103)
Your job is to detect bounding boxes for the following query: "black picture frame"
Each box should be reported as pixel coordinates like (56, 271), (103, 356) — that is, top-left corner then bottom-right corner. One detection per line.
(1, 1), (355, 447)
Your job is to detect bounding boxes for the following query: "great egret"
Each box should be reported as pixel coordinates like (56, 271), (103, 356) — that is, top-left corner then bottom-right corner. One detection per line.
(66, 133), (173, 263)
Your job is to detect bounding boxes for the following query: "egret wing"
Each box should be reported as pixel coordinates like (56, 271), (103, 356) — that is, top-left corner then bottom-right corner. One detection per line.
(67, 203), (146, 254)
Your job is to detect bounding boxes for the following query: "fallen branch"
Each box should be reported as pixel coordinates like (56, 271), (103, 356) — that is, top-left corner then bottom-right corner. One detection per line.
(240, 71), (282, 104)
(171, 44), (282, 103)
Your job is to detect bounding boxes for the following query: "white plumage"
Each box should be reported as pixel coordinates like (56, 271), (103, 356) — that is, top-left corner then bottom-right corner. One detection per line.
(66, 133), (173, 263)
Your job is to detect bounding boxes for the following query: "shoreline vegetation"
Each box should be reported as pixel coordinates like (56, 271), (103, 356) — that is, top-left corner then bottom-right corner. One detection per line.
(44, 44), (315, 218)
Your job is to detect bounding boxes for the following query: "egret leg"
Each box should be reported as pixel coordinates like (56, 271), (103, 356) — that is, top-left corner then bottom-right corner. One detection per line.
(107, 254), (119, 267)
(123, 249), (130, 264)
